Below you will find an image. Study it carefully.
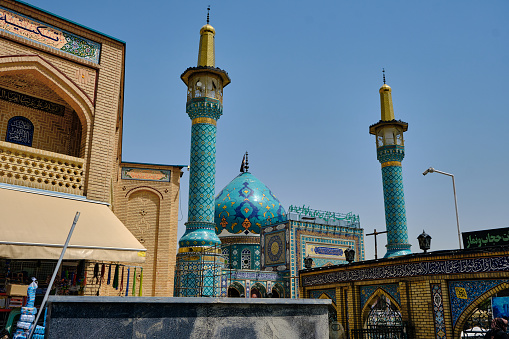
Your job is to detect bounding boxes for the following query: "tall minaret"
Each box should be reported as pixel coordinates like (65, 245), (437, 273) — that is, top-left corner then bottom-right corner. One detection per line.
(175, 10), (231, 297)
(369, 73), (411, 258)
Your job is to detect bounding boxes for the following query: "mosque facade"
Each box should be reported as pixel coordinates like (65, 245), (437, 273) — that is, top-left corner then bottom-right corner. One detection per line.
(173, 20), (365, 299)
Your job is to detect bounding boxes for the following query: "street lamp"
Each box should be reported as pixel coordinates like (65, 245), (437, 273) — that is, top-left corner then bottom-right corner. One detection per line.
(423, 167), (462, 249)
(417, 230), (432, 253)
(304, 255), (314, 269)
(344, 247), (355, 264)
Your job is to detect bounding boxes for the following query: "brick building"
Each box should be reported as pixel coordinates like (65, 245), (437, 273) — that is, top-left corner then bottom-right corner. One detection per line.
(0, 0), (182, 299)
(300, 246), (509, 338)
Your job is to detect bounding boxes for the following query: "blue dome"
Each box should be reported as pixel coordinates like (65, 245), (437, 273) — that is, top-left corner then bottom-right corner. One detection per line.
(215, 172), (287, 236)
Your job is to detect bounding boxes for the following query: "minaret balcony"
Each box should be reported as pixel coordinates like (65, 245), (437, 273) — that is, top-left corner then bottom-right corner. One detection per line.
(0, 140), (84, 195)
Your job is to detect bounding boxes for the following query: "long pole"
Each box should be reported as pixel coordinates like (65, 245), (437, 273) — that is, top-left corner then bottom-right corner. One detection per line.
(366, 229), (388, 259)
(426, 168), (462, 249)
(451, 175), (462, 249)
(27, 212), (80, 339)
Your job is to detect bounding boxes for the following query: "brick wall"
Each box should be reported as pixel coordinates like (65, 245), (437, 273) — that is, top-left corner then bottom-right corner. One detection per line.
(113, 163), (182, 296)
(302, 248), (509, 339)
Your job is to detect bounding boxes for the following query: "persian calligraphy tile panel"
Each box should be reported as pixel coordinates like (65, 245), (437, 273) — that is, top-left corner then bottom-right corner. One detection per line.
(310, 288), (337, 305)
(0, 87), (65, 116)
(360, 284), (400, 309)
(431, 283), (447, 339)
(448, 279), (508, 327)
(296, 228), (361, 271)
(302, 256), (509, 287)
(0, 6), (101, 63)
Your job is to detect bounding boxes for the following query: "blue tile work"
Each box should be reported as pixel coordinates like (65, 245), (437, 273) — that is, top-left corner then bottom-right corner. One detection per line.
(174, 257), (222, 297)
(377, 145), (411, 258)
(222, 244), (260, 270)
(264, 231), (286, 266)
(0, 6), (101, 63)
(215, 172), (287, 236)
(310, 288), (337, 305)
(431, 283), (447, 339)
(448, 279), (509, 327)
(179, 121), (220, 247)
(360, 284), (400, 309)
(303, 256), (509, 287)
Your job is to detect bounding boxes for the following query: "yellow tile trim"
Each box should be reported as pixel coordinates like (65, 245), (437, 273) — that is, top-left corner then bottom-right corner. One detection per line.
(192, 117), (216, 126)
(179, 246), (221, 254)
(381, 161), (402, 168)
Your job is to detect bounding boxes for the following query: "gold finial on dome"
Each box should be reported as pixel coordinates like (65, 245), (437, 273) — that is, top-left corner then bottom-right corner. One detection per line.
(379, 68), (395, 121)
(198, 6), (215, 67)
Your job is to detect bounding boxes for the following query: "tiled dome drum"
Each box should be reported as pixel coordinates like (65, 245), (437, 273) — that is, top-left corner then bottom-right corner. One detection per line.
(215, 172), (287, 236)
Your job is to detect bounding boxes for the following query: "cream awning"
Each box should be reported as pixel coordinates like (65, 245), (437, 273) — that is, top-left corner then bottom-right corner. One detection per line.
(0, 185), (146, 263)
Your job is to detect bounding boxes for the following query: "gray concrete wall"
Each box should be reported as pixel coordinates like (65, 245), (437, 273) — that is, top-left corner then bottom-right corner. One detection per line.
(46, 296), (331, 339)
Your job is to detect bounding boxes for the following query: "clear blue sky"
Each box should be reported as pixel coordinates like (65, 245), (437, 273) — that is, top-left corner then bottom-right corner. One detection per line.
(30, 0), (509, 259)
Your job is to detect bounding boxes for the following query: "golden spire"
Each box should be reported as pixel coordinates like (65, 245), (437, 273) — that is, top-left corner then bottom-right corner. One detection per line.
(379, 69), (395, 121)
(198, 6), (215, 67)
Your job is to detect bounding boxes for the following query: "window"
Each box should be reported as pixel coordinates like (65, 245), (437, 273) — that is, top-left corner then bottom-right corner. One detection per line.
(6, 116), (34, 146)
(241, 249), (251, 269)
(222, 248), (229, 268)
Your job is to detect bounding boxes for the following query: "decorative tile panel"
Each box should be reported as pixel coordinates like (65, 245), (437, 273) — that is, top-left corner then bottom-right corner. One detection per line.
(121, 167), (170, 182)
(431, 283), (447, 339)
(264, 231), (286, 265)
(215, 172), (287, 235)
(360, 284), (400, 309)
(0, 6), (101, 63)
(302, 256), (509, 287)
(448, 279), (508, 327)
(310, 288), (337, 305)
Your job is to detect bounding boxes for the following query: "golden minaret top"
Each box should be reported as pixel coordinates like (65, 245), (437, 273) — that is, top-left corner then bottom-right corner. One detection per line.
(197, 7), (215, 67)
(379, 83), (395, 121)
(379, 69), (395, 121)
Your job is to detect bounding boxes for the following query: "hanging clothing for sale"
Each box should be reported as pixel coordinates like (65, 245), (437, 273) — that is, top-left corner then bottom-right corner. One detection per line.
(125, 268), (130, 297)
(112, 264), (119, 290)
(107, 264), (111, 285)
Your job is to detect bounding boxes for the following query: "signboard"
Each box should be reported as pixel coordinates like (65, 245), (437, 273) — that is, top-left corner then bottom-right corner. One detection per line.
(306, 243), (347, 260)
(492, 297), (509, 319)
(0, 6), (101, 63)
(121, 167), (170, 182)
(462, 227), (509, 249)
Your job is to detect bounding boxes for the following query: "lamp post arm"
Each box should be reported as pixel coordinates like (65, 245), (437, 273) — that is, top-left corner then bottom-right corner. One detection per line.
(432, 169), (453, 177)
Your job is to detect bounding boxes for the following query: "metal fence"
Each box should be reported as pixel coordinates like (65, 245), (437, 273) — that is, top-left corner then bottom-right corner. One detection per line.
(351, 326), (414, 339)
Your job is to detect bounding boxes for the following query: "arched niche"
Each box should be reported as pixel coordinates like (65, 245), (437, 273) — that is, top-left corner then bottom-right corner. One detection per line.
(361, 289), (402, 329)
(455, 283), (509, 335)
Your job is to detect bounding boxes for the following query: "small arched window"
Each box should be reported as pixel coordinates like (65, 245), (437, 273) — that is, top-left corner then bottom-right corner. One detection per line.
(6, 116), (34, 147)
(222, 248), (230, 268)
(241, 249), (251, 269)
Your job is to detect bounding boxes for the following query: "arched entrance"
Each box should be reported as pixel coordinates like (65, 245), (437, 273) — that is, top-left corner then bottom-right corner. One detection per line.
(228, 287), (240, 297)
(251, 288), (261, 298)
(227, 282), (244, 298)
(272, 283), (284, 298)
(251, 283), (266, 298)
(354, 293), (407, 338)
(459, 286), (509, 338)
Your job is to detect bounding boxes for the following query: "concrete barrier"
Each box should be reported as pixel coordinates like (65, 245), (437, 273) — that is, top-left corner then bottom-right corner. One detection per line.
(46, 296), (332, 339)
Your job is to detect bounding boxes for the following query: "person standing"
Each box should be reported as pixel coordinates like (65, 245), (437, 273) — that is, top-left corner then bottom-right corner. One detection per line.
(485, 318), (509, 339)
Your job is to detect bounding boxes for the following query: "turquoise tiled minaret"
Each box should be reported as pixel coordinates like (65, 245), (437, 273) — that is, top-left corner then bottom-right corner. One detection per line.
(369, 80), (411, 258)
(175, 18), (231, 297)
